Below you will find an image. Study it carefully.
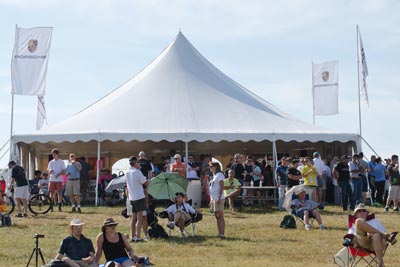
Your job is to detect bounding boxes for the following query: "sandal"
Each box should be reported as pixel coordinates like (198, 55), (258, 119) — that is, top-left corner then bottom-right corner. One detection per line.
(386, 232), (398, 245)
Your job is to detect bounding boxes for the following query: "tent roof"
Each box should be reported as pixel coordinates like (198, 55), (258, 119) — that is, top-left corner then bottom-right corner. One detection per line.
(14, 32), (358, 144)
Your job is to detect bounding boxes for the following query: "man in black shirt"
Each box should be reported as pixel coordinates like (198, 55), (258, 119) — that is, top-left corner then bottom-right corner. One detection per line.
(138, 151), (153, 179)
(55, 218), (97, 267)
(8, 161), (29, 217)
(385, 154), (400, 212)
(230, 153), (245, 185)
(333, 155), (354, 211)
(287, 159), (302, 189)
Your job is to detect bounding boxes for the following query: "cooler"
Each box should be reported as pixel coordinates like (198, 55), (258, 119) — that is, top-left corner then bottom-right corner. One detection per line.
(187, 179), (201, 208)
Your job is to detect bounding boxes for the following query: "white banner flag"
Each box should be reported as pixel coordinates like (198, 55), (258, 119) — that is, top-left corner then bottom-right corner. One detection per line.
(358, 29), (369, 105)
(36, 95), (47, 130)
(11, 27), (53, 95)
(312, 61), (339, 116)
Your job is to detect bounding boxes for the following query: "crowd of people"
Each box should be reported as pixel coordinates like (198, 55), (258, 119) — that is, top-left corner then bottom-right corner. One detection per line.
(5, 147), (400, 266)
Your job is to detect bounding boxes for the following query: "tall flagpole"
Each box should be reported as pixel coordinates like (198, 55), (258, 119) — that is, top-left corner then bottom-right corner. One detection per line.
(356, 25), (362, 138)
(311, 61), (315, 125)
(9, 93), (14, 161)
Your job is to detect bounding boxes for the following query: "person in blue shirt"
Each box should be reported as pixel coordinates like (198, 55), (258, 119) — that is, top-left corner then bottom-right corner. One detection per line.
(373, 157), (387, 205)
(276, 157), (289, 211)
(368, 155), (377, 203)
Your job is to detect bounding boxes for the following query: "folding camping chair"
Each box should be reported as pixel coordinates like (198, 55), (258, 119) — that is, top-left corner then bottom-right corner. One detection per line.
(290, 192), (315, 228)
(158, 200), (202, 237)
(341, 214), (394, 267)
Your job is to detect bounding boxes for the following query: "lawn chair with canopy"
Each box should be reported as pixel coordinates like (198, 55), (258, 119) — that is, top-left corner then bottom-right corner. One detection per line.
(283, 185), (320, 229)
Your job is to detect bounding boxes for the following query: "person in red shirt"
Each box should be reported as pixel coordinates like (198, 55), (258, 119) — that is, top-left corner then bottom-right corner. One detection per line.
(170, 154), (186, 177)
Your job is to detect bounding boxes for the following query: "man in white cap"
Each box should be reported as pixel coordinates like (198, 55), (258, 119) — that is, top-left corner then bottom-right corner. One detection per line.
(170, 154), (186, 177)
(55, 218), (98, 267)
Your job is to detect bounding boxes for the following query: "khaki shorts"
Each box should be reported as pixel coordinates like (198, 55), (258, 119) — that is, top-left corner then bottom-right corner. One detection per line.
(14, 185), (30, 200)
(354, 233), (374, 251)
(211, 199), (225, 212)
(388, 185), (400, 201)
(65, 180), (80, 196)
(176, 209), (192, 224)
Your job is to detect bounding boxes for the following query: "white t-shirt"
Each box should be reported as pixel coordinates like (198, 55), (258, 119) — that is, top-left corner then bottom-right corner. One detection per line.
(313, 158), (325, 177)
(209, 172), (225, 201)
(348, 218), (386, 235)
(166, 202), (196, 215)
(125, 166), (146, 201)
(38, 179), (49, 188)
(186, 162), (199, 179)
(48, 159), (66, 182)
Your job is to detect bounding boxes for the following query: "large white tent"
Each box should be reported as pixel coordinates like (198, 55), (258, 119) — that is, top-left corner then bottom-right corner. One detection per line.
(13, 32), (359, 175)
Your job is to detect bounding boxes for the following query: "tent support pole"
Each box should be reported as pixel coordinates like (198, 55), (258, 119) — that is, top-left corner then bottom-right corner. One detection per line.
(95, 137), (101, 206)
(185, 141), (188, 177)
(272, 134), (278, 203)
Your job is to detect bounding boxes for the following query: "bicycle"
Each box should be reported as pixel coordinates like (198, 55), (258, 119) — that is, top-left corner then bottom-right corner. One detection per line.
(0, 190), (53, 216)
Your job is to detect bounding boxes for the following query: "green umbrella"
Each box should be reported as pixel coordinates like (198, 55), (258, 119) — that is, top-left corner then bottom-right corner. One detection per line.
(147, 172), (189, 200)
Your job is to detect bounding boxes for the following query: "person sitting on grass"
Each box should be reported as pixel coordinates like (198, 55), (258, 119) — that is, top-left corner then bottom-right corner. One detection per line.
(166, 192), (200, 238)
(223, 169), (241, 212)
(348, 203), (397, 267)
(95, 218), (140, 267)
(291, 190), (325, 231)
(55, 218), (98, 267)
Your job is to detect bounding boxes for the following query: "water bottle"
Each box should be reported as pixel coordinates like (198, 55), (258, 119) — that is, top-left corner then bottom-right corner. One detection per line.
(250, 180), (254, 187)
(343, 237), (352, 246)
(259, 180), (263, 188)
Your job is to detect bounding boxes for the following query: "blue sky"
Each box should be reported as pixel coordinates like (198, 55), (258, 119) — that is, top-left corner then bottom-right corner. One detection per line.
(0, 0), (399, 166)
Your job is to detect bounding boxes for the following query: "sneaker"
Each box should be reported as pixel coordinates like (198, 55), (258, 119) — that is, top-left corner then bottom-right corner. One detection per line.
(23, 213), (28, 218)
(15, 213), (23, 218)
(384, 206), (389, 212)
(134, 238), (143, 242)
(130, 237), (137, 243)
(319, 224), (325, 230)
(167, 222), (175, 230)
(180, 232), (185, 238)
(58, 206), (62, 212)
(71, 207), (76, 213)
(394, 207), (399, 212)
(217, 234), (226, 239)
(305, 224), (311, 231)
(77, 208), (82, 213)
(143, 235), (150, 241)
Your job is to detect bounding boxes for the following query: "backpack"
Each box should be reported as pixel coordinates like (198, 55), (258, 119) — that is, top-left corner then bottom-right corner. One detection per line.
(279, 214), (297, 229)
(1, 214), (11, 227)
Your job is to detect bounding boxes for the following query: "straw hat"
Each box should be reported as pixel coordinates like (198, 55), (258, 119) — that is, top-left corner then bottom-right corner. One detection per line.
(353, 203), (368, 215)
(67, 218), (85, 232)
(102, 218), (118, 232)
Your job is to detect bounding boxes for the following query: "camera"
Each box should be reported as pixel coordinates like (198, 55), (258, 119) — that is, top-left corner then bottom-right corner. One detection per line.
(34, 233), (45, 238)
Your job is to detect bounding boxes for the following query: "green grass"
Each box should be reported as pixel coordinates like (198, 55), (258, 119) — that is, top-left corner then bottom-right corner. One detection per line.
(1, 204), (399, 267)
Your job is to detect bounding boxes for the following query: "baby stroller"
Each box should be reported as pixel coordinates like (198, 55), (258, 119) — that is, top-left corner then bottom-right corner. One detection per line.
(103, 171), (125, 206)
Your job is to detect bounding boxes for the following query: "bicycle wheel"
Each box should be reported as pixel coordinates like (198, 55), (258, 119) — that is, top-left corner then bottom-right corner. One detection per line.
(28, 194), (53, 215)
(0, 193), (15, 215)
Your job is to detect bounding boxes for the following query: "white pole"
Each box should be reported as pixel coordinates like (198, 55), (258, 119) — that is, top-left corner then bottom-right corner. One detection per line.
(185, 141), (189, 177)
(356, 25), (362, 137)
(311, 61), (316, 125)
(9, 94), (14, 161)
(272, 133), (278, 203)
(95, 135), (101, 206)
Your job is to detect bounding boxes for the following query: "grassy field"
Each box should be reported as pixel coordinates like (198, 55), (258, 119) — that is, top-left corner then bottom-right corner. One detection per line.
(1, 204), (399, 267)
